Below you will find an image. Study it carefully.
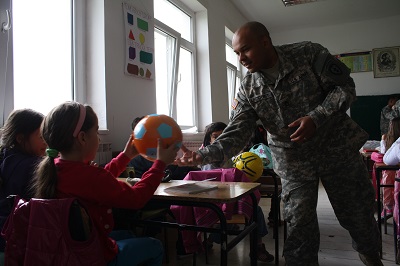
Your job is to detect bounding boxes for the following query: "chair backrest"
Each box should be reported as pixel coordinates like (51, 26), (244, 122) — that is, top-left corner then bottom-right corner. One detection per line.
(68, 200), (92, 241)
(2, 197), (105, 266)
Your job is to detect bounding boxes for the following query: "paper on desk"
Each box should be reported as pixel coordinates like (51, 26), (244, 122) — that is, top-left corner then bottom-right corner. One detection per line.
(164, 183), (218, 194)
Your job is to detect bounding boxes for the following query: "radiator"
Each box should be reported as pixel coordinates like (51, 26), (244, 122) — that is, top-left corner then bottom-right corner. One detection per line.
(95, 142), (112, 165)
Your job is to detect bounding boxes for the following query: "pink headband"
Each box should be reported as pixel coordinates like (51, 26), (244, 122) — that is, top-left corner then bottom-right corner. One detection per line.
(73, 104), (86, 137)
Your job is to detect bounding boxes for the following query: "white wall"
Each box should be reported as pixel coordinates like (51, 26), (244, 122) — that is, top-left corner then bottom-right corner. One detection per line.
(100, 0), (157, 149)
(100, 0), (399, 151)
(271, 15), (400, 96)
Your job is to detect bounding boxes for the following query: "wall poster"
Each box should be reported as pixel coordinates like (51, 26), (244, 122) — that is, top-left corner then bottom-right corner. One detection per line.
(123, 2), (155, 80)
(334, 51), (372, 73)
(372, 47), (400, 78)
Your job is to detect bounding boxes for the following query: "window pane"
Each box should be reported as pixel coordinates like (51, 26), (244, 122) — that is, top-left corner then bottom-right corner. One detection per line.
(13, 0), (72, 115)
(176, 48), (193, 126)
(154, 0), (191, 41)
(225, 44), (238, 67)
(155, 29), (177, 116)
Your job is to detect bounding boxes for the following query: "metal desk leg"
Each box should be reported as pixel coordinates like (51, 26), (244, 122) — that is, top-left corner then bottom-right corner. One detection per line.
(376, 168), (382, 258)
(250, 193), (258, 266)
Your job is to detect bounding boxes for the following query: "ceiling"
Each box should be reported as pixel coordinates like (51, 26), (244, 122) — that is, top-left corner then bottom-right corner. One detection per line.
(228, 0), (400, 32)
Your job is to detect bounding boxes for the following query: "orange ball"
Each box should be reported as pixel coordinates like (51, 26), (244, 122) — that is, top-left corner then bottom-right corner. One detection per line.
(133, 114), (182, 161)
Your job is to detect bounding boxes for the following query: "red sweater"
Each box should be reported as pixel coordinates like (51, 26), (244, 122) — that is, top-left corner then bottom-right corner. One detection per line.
(55, 153), (166, 262)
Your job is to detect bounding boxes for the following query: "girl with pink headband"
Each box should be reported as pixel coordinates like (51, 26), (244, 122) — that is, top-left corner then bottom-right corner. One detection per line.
(32, 101), (179, 265)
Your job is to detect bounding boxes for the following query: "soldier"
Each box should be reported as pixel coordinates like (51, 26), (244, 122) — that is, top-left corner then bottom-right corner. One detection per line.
(177, 21), (382, 265)
(380, 94), (400, 135)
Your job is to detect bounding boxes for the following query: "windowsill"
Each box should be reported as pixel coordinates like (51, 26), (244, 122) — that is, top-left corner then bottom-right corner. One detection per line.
(99, 129), (109, 135)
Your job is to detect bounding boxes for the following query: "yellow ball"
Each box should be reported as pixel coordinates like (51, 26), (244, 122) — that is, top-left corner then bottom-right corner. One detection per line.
(233, 152), (263, 181)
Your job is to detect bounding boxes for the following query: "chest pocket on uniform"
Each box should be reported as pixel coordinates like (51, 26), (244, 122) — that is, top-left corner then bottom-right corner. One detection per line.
(248, 93), (286, 129)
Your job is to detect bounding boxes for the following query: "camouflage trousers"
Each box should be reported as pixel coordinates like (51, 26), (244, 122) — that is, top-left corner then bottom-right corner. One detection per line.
(281, 151), (380, 266)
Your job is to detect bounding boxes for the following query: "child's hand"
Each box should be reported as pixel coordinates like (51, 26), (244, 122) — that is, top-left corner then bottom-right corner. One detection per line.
(157, 139), (179, 165)
(123, 134), (139, 159)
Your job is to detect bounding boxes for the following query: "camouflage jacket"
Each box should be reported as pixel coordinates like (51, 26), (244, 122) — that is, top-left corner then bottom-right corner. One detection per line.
(380, 105), (392, 135)
(197, 42), (368, 180)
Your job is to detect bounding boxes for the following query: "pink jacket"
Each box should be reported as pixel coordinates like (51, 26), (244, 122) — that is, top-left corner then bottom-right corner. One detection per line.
(170, 168), (260, 253)
(2, 197), (105, 266)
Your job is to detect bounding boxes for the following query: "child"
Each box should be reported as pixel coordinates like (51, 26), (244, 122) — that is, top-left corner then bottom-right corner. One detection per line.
(380, 117), (400, 220)
(0, 109), (47, 253)
(31, 102), (179, 266)
(383, 118), (400, 262)
(200, 122), (274, 263)
(200, 122), (228, 170)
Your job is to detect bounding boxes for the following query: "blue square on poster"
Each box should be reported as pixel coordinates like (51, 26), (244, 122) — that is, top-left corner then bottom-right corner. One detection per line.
(127, 12), (134, 25)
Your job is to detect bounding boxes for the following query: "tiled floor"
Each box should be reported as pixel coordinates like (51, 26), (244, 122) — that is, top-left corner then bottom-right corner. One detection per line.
(162, 182), (398, 265)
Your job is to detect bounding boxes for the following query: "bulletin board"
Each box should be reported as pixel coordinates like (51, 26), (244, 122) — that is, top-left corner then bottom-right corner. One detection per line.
(350, 95), (390, 140)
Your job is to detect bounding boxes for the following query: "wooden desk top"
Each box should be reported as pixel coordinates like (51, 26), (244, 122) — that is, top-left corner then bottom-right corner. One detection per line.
(117, 178), (260, 203)
(374, 162), (400, 170)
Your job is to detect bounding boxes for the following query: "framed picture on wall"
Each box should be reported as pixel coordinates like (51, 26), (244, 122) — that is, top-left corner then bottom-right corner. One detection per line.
(372, 47), (400, 78)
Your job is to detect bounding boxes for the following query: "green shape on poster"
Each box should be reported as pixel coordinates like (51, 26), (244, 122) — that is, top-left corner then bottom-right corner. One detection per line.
(140, 51), (153, 64)
(139, 68), (144, 76)
(137, 18), (148, 31)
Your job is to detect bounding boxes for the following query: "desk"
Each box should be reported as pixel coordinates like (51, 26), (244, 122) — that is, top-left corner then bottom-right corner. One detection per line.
(374, 163), (400, 258)
(118, 178), (260, 266)
(360, 150), (373, 178)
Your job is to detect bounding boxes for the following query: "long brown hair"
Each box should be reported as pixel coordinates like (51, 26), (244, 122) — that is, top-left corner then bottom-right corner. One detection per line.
(386, 117), (400, 151)
(32, 102), (97, 198)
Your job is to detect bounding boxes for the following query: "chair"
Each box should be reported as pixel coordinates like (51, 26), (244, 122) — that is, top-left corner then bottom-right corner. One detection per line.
(2, 197), (105, 265)
(258, 169), (286, 265)
(170, 168), (260, 265)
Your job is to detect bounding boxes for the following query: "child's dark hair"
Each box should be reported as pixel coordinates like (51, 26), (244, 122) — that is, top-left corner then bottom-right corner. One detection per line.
(386, 117), (400, 151)
(32, 102), (97, 199)
(131, 116), (145, 130)
(0, 109), (44, 150)
(0, 109), (44, 187)
(203, 122), (227, 147)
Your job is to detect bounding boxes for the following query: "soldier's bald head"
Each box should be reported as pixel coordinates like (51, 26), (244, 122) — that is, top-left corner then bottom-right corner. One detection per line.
(235, 21), (271, 41)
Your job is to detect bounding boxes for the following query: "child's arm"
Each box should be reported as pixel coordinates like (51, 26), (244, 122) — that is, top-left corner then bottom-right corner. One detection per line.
(380, 135), (386, 154)
(383, 137), (400, 165)
(104, 134), (138, 177)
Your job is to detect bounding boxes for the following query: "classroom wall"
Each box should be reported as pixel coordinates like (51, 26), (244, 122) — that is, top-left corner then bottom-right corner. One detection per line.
(271, 15), (400, 97)
(98, 0), (400, 151)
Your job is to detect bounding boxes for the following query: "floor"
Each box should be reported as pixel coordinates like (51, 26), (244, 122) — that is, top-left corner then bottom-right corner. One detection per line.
(162, 182), (398, 266)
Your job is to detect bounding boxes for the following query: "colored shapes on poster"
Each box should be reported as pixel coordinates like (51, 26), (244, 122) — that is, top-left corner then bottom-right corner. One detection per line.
(140, 68), (144, 76)
(146, 69), (152, 79)
(129, 30), (135, 40)
(127, 63), (139, 75)
(129, 47), (136, 60)
(137, 18), (148, 31)
(139, 33), (145, 44)
(140, 51), (153, 64)
(127, 12), (134, 25)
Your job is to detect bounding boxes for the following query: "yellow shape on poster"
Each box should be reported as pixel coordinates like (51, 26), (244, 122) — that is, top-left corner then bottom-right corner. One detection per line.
(139, 33), (145, 45)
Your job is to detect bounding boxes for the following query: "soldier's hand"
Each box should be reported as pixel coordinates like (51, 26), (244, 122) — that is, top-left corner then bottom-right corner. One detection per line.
(174, 145), (203, 166)
(288, 116), (316, 143)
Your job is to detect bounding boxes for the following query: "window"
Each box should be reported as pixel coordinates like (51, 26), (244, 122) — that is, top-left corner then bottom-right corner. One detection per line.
(13, 0), (73, 116)
(154, 0), (197, 129)
(225, 43), (241, 114)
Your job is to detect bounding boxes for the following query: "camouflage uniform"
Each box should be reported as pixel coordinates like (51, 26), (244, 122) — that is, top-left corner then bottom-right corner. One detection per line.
(197, 42), (381, 265)
(381, 105), (395, 135)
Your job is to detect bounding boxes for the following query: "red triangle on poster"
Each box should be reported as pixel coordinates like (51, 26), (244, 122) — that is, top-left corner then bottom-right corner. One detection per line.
(129, 30), (135, 40)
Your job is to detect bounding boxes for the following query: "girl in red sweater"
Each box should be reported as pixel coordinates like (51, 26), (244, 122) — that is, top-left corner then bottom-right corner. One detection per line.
(32, 101), (179, 266)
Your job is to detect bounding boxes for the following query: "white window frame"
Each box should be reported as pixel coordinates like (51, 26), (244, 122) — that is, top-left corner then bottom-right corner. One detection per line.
(154, 20), (181, 118)
(154, 0), (198, 130)
(225, 41), (242, 115)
